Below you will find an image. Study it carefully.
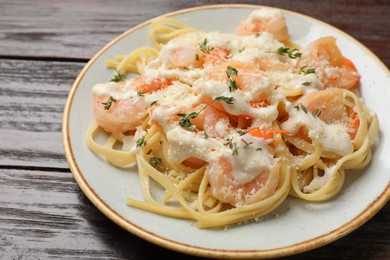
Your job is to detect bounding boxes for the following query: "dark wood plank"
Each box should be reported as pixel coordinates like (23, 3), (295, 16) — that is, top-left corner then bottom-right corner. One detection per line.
(0, 59), (84, 168)
(0, 0), (389, 67)
(1, 0), (389, 259)
(0, 167), (388, 259)
(0, 168), (203, 259)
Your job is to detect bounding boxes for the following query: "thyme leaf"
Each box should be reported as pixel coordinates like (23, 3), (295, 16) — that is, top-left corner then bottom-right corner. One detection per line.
(150, 157), (162, 167)
(199, 38), (214, 53)
(312, 108), (322, 118)
(236, 130), (247, 136)
(110, 70), (127, 82)
(294, 103), (307, 113)
(274, 47), (302, 59)
(215, 96), (235, 104)
(226, 66), (238, 92)
(241, 139), (253, 149)
(136, 135), (147, 147)
(101, 96), (116, 110)
(177, 104), (209, 131)
(225, 138), (238, 156)
(299, 65), (316, 75)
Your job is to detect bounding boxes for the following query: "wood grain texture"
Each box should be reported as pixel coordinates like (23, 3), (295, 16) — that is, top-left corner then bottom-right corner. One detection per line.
(0, 0), (389, 259)
(0, 167), (389, 259)
(0, 0), (389, 67)
(0, 59), (84, 168)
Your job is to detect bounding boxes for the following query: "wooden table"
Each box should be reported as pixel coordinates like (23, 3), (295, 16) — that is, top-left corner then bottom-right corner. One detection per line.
(1, 0), (389, 259)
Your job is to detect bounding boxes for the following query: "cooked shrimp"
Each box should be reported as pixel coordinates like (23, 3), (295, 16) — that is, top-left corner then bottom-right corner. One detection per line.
(298, 36), (360, 89)
(94, 94), (148, 133)
(132, 75), (172, 93)
(247, 128), (291, 140)
(205, 60), (261, 89)
(178, 103), (230, 138)
(167, 45), (229, 69)
(94, 76), (171, 133)
(204, 60), (274, 111)
(235, 8), (290, 42)
(166, 46), (202, 68)
(162, 103), (231, 169)
(297, 88), (359, 139)
(206, 156), (280, 206)
(202, 47), (229, 67)
(205, 127), (283, 206)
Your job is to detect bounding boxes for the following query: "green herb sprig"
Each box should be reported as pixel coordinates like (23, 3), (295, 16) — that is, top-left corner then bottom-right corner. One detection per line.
(110, 70), (127, 82)
(215, 96), (235, 104)
(300, 65), (316, 75)
(102, 96), (116, 110)
(294, 103), (307, 113)
(236, 130), (247, 136)
(177, 104), (209, 131)
(199, 38), (214, 53)
(311, 108), (322, 118)
(241, 139), (253, 149)
(136, 135), (147, 147)
(225, 138), (238, 156)
(273, 47), (302, 59)
(226, 66), (239, 92)
(149, 156), (162, 167)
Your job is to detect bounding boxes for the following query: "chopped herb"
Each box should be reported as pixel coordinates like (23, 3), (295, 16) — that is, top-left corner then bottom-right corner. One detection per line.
(236, 130), (247, 136)
(294, 103), (307, 113)
(151, 100), (158, 106)
(241, 139), (253, 149)
(305, 68), (316, 74)
(300, 65), (316, 75)
(272, 47), (302, 59)
(256, 147), (263, 151)
(226, 66), (239, 92)
(101, 96), (116, 110)
(203, 130), (209, 139)
(136, 135), (147, 147)
(301, 104), (307, 113)
(137, 91), (144, 96)
(312, 108), (322, 118)
(177, 112), (198, 131)
(255, 32), (261, 37)
(225, 138), (238, 156)
(301, 81), (311, 86)
(238, 47), (245, 53)
(150, 156), (162, 167)
(199, 38), (214, 53)
(215, 96), (235, 104)
(110, 70), (127, 82)
(177, 104), (209, 131)
(226, 65), (238, 78)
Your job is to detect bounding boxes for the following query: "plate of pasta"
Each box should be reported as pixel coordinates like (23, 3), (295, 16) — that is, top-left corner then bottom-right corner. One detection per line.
(62, 4), (390, 259)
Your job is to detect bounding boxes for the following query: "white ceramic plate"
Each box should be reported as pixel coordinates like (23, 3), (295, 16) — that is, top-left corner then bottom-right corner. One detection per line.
(63, 4), (390, 259)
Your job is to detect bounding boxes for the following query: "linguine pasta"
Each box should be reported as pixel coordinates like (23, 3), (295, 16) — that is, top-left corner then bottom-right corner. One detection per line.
(86, 9), (379, 228)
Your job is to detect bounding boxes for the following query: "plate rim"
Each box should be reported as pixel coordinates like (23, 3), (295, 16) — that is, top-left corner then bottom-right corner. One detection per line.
(62, 4), (390, 259)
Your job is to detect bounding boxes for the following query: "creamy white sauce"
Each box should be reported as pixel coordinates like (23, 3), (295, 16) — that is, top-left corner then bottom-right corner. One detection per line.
(281, 105), (353, 156)
(94, 18), (358, 189)
(230, 134), (274, 184)
(145, 81), (201, 106)
(266, 70), (323, 93)
(198, 80), (278, 122)
(166, 127), (223, 163)
(92, 81), (138, 99)
(303, 165), (337, 193)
